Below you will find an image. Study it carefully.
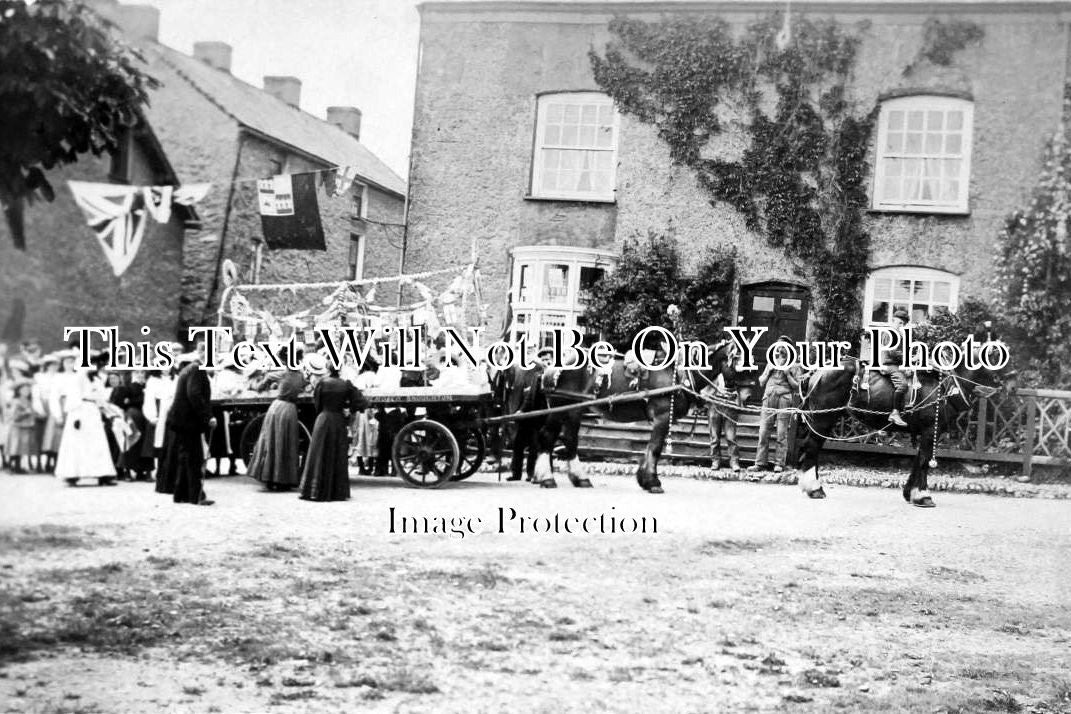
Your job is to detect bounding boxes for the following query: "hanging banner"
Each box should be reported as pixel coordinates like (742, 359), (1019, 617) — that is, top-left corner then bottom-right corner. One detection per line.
(258, 173), (326, 251)
(68, 181), (148, 277)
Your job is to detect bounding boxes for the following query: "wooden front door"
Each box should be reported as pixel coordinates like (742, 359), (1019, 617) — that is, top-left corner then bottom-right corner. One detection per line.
(737, 282), (810, 373)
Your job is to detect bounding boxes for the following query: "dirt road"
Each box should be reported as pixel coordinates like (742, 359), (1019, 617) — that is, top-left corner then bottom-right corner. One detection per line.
(1, 468), (1069, 713)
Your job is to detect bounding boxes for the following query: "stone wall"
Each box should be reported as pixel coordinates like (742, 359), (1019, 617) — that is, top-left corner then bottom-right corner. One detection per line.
(400, 5), (1068, 332)
(0, 148), (186, 350)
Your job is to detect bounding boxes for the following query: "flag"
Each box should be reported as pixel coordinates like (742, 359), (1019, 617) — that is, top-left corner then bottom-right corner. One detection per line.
(322, 165), (359, 198)
(142, 186), (173, 223)
(68, 181), (149, 277)
(173, 183), (212, 206)
(258, 173), (325, 250)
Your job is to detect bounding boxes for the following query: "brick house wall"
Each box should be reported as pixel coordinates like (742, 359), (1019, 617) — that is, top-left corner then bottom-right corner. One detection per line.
(0, 142), (186, 350)
(398, 1), (1069, 335)
(140, 53), (406, 331)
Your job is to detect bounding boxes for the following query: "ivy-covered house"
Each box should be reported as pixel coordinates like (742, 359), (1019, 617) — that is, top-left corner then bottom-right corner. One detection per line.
(391, 0), (1068, 357)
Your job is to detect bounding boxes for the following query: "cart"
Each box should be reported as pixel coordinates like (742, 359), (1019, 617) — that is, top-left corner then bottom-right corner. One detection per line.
(211, 386), (492, 489)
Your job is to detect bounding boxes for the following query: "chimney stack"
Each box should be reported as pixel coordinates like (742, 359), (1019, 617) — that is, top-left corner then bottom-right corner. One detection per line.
(326, 106), (362, 141)
(193, 41), (232, 73)
(263, 76), (302, 108)
(111, 4), (160, 41)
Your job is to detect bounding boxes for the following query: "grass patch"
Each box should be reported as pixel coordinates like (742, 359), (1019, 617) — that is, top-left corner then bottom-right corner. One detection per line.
(697, 539), (770, 554)
(417, 564), (510, 589)
(251, 543), (308, 559)
(0, 525), (104, 551)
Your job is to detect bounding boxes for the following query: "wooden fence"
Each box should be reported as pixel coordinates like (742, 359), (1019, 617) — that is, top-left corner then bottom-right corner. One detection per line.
(576, 388), (1071, 475)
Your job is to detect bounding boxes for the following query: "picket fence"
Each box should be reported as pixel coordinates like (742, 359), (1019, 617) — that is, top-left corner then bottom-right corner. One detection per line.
(576, 388), (1071, 475)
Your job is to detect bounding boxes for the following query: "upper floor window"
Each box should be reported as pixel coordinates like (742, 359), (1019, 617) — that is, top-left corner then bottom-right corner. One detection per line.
(872, 95), (973, 214)
(351, 183), (367, 219)
(531, 92), (618, 202)
(864, 266), (959, 327)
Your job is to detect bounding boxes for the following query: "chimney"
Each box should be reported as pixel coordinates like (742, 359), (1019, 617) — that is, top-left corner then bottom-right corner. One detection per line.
(326, 106), (362, 140)
(112, 4), (160, 41)
(193, 41), (232, 73)
(263, 76), (301, 108)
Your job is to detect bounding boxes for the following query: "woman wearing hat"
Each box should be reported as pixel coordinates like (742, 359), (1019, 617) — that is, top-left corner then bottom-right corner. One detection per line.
(299, 357), (367, 501)
(53, 353), (118, 486)
(33, 353), (64, 473)
(246, 350), (307, 491)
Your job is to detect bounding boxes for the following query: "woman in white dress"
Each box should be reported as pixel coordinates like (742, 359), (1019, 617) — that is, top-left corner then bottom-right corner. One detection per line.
(143, 365), (178, 455)
(54, 361), (118, 486)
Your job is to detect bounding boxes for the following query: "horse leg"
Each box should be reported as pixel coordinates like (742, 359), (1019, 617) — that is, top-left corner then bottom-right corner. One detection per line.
(535, 414), (563, 489)
(637, 411), (668, 494)
(796, 423), (827, 499)
(909, 433), (937, 508)
(561, 412), (591, 488)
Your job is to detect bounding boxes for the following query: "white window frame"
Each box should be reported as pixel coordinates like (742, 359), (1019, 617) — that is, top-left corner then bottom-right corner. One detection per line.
(872, 95), (973, 215)
(863, 266), (960, 328)
(530, 92), (619, 202)
(352, 183), (368, 219)
(508, 245), (617, 345)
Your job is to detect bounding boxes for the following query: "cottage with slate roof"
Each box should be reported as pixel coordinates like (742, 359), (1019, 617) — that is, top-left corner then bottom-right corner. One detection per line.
(100, 1), (407, 331)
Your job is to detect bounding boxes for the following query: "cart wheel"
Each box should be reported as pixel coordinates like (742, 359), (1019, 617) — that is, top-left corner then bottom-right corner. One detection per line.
(239, 415), (265, 465)
(392, 419), (459, 488)
(239, 415), (312, 471)
(451, 428), (486, 481)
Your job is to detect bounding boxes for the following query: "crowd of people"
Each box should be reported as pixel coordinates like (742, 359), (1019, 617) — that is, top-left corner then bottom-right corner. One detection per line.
(0, 332), (496, 506)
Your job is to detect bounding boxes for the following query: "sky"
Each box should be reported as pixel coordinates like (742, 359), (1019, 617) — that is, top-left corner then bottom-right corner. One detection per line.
(149, 0), (424, 178)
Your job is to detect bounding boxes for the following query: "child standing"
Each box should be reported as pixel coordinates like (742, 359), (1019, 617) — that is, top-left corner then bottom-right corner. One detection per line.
(6, 381), (36, 474)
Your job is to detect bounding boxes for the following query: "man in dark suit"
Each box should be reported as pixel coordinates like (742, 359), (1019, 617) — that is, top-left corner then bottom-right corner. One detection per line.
(156, 340), (217, 505)
(507, 346), (549, 482)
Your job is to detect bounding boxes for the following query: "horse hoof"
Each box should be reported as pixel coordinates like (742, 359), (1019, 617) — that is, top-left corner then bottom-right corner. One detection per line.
(903, 489), (912, 503)
(540, 480), (558, 489)
(575, 479), (593, 488)
(807, 487), (827, 499)
(912, 497), (936, 508)
(647, 485), (664, 494)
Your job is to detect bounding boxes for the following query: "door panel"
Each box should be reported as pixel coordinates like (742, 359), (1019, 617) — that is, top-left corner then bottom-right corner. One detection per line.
(738, 283), (810, 375)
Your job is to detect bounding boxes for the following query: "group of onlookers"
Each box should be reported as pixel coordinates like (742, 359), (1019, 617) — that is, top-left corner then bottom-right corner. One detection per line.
(0, 339), (183, 484)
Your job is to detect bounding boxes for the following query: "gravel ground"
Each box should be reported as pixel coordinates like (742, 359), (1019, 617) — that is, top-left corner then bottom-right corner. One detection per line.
(0, 464), (1069, 713)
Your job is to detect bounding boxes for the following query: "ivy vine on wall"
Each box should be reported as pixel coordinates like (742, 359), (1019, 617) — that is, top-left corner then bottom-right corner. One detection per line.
(588, 13), (983, 344)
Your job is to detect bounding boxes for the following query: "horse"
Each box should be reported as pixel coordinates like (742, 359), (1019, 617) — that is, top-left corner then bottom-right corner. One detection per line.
(794, 341), (1015, 507)
(530, 338), (735, 493)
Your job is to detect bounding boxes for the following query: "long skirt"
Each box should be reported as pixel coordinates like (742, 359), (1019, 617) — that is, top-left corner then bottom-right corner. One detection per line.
(117, 407), (154, 472)
(299, 410), (350, 501)
(247, 400), (300, 487)
(7, 426), (37, 457)
(54, 404), (116, 480)
(353, 410), (378, 459)
(158, 428), (206, 503)
(41, 415), (63, 453)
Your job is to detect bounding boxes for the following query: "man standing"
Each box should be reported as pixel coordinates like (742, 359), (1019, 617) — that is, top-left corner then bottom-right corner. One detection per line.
(704, 342), (751, 473)
(507, 345), (550, 482)
(157, 340), (217, 505)
(747, 336), (802, 474)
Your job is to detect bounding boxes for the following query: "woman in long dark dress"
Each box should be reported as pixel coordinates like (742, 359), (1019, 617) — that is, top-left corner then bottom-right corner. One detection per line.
(247, 365), (306, 491)
(299, 363), (367, 502)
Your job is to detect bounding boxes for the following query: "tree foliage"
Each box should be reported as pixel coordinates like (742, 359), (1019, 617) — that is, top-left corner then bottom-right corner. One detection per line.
(581, 231), (736, 348)
(0, 0), (158, 248)
(993, 94), (1071, 387)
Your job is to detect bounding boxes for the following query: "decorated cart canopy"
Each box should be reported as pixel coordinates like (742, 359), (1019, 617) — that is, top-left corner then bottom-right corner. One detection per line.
(215, 262), (487, 348)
